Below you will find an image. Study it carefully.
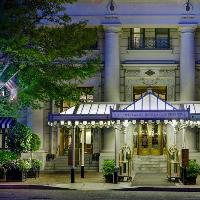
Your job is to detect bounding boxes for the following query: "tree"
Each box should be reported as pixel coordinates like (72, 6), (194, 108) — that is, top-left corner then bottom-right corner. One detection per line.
(7, 122), (32, 157)
(0, 0), (100, 117)
(30, 133), (41, 152)
(29, 133), (41, 160)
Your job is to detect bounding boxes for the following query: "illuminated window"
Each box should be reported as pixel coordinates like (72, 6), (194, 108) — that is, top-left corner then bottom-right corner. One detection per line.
(79, 87), (94, 103)
(133, 86), (167, 101)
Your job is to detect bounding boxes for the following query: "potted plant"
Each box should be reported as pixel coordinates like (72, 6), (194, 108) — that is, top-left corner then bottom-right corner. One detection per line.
(102, 159), (115, 183)
(0, 167), (6, 181)
(0, 150), (18, 165)
(3, 159), (31, 182)
(0, 150), (17, 181)
(27, 159), (42, 178)
(27, 133), (41, 178)
(183, 160), (200, 185)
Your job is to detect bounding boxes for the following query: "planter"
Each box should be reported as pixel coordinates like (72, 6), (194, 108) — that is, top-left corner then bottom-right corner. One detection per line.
(104, 174), (113, 183)
(0, 167), (6, 182)
(102, 160), (115, 183)
(183, 176), (197, 185)
(27, 167), (40, 178)
(6, 168), (26, 182)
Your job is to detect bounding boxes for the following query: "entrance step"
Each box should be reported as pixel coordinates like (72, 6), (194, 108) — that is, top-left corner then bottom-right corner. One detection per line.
(44, 154), (99, 172)
(133, 155), (167, 173)
(132, 173), (174, 186)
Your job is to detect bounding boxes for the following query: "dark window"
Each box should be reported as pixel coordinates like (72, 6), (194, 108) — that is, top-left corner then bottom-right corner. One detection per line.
(155, 29), (170, 49)
(129, 28), (170, 49)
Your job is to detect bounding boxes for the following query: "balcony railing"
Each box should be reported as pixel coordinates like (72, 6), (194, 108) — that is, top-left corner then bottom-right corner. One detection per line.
(128, 37), (171, 50)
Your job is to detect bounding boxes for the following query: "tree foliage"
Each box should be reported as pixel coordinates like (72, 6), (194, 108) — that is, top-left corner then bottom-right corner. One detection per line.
(30, 133), (41, 152)
(0, 0), (100, 116)
(7, 122), (32, 156)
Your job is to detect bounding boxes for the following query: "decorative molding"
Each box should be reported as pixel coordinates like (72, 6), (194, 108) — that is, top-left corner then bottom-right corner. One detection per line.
(178, 24), (197, 33)
(125, 68), (176, 101)
(144, 70), (156, 76)
(140, 69), (159, 77)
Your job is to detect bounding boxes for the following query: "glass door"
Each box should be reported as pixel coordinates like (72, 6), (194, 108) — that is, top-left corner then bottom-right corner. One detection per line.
(151, 123), (163, 155)
(138, 123), (150, 155)
(137, 123), (164, 156)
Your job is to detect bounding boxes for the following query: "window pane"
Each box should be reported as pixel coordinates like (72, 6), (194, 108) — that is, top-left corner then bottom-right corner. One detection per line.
(156, 28), (168, 34)
(133, 28), (144, 48)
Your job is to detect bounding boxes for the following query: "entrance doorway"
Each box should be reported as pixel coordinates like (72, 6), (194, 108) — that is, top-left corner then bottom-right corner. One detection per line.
(134, 123), (166, 156)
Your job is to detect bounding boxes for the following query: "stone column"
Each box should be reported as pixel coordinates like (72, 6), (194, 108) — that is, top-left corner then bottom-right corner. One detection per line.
(100, 25), (121, 171)
(179, 24), (197, 101)
(104, 25), (121, 102)
(182, 125), (186, 149)
(167, 122), (177, 149)
(123, 121), (129, 145)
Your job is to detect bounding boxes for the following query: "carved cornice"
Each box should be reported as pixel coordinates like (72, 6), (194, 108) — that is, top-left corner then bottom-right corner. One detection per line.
(125, 69), (176, 101)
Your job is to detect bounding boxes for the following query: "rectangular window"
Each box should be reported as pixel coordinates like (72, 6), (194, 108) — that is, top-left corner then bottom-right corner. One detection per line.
(155, 29), (170, 49)
(129, 28), (144, 49)
(129, 28), (170, 49)
(61, 87), (94, 111)
(79, 87), (94, 103)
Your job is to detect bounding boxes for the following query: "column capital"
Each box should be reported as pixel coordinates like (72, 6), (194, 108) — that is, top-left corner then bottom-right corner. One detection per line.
(103, 24), (121, 33)
(178, 24), (197, 33)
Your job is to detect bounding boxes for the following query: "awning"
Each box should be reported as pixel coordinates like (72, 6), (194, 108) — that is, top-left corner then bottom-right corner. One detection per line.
(48, 91), (195, 126)
(0, 117), (15, 128)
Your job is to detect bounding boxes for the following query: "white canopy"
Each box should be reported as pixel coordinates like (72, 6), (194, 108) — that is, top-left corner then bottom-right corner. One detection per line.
(61, 91), (200, 115)
(45, 91), (200, 128)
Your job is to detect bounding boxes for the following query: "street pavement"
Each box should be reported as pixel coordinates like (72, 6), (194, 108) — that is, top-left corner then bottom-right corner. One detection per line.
(1, 189), (200, 200)
(1, 171), (200, 191)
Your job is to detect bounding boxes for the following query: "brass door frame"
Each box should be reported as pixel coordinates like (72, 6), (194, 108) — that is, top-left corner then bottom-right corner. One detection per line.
(137, 123), (163, 156)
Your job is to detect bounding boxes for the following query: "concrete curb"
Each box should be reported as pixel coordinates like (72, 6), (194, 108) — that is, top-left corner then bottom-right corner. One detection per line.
(1, 184), (200, 192)
(0, 184), (72, 190)
(112, 186), (200, 192)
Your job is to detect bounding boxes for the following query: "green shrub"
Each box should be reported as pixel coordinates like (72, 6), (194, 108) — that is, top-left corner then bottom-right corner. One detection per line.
(102, 159), (115, 176)
(3, 159), (31, 171)
(7, 122), (32, 156)
(31, 159), (42, 169)
(30, 134), (41, 152)
(17, 159), (32, 171)
(187, 160), (200, 178)
(0, 150), (17, 165)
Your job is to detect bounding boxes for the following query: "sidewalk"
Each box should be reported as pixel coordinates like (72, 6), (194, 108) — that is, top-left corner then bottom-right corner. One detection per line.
(1, 171), (200, 191)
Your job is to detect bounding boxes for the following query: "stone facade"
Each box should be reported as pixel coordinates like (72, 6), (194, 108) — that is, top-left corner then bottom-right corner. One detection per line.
(26, 0), (200, 171)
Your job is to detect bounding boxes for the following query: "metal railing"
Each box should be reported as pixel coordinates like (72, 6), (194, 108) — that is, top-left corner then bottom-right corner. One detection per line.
(128, 37), (171, 50)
